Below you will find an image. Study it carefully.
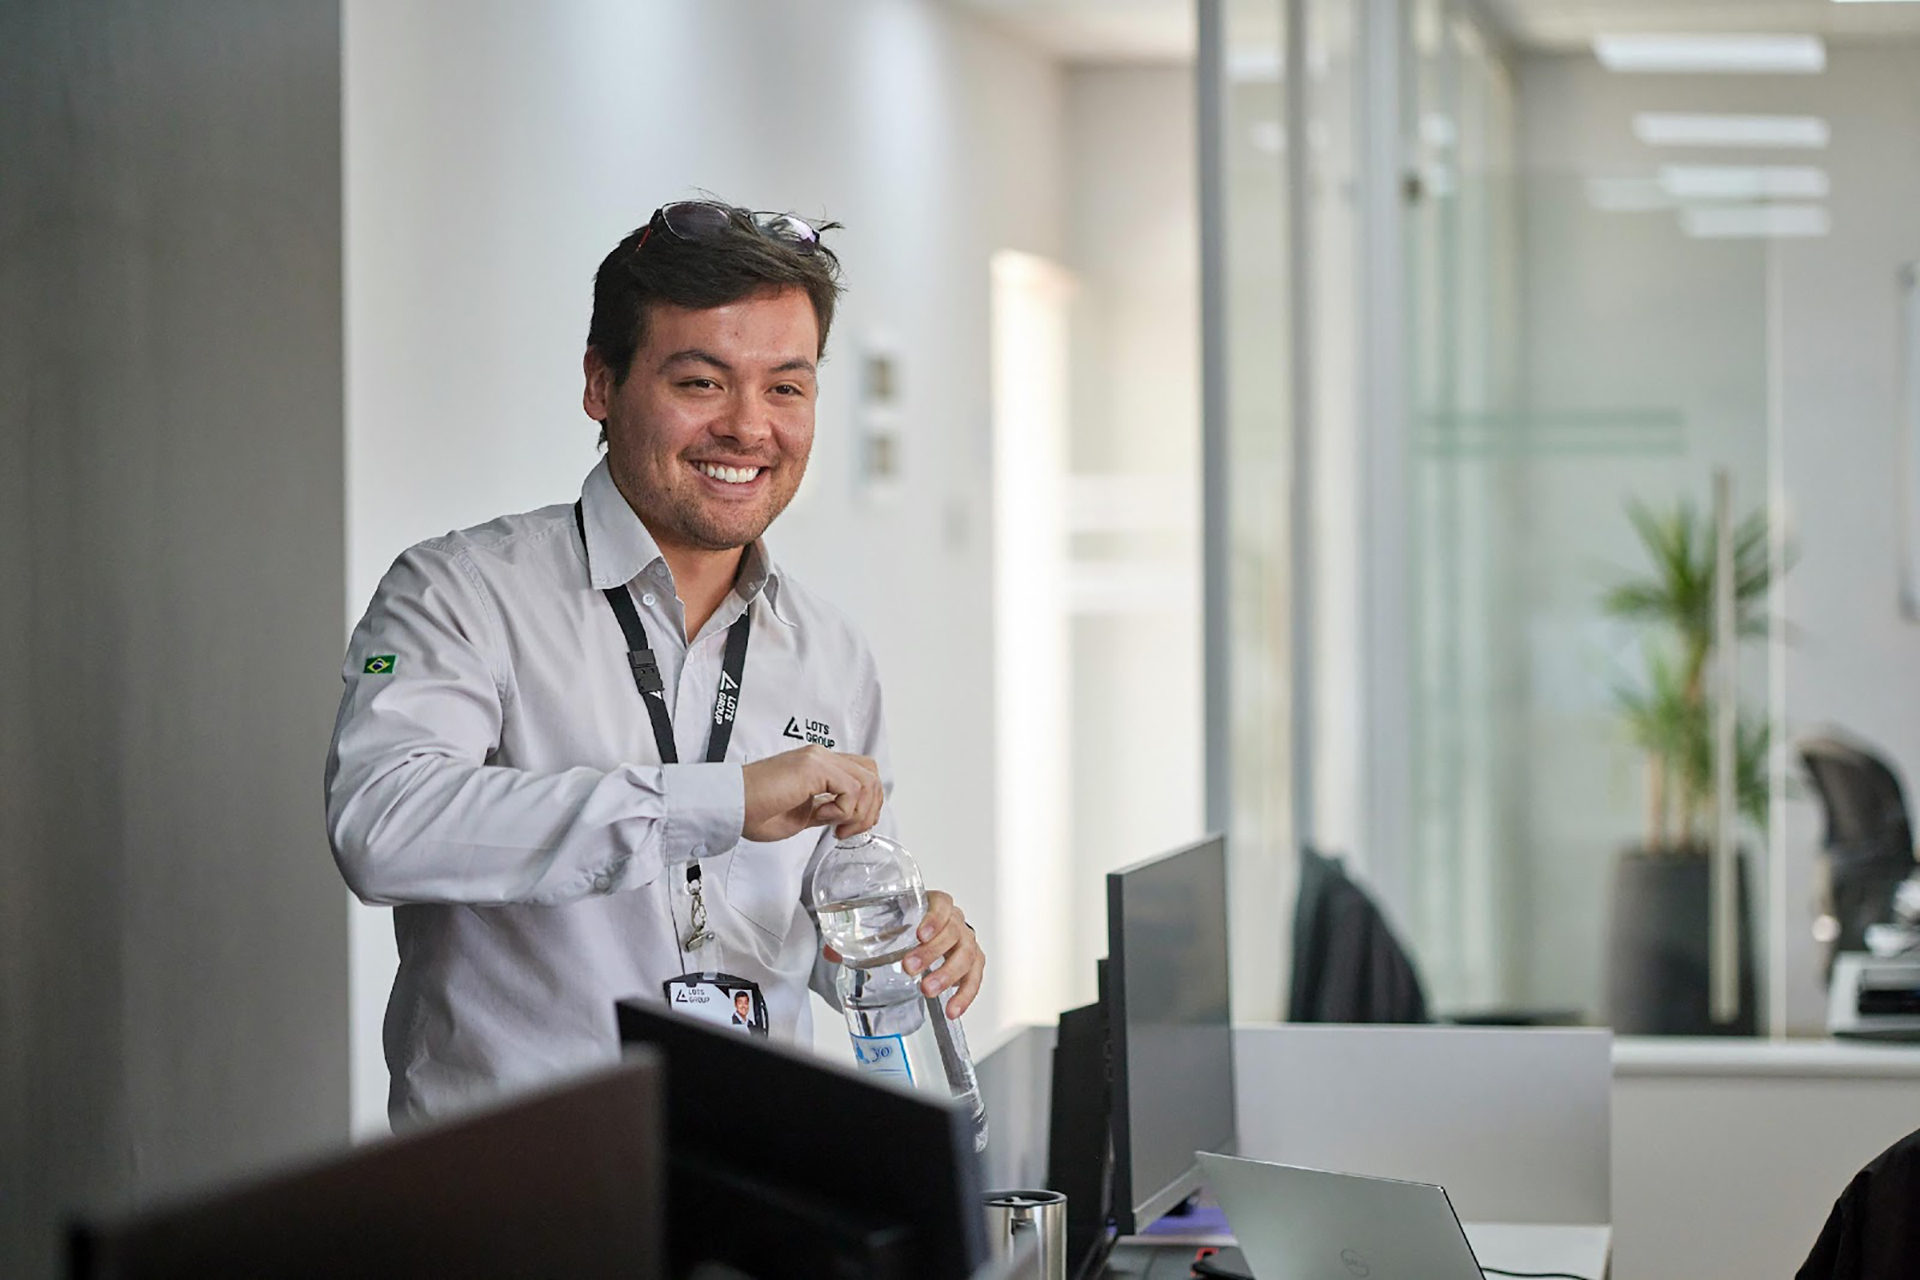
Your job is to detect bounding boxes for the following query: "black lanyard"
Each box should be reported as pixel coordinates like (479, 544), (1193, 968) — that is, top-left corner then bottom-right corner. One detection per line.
(575, 501), (752, 766)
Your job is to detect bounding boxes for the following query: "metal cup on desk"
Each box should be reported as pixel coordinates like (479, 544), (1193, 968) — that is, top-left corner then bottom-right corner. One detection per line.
(983, 1189), (1067, 1280)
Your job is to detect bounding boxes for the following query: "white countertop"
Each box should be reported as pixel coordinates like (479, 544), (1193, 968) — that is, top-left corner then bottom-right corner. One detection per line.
(1463, 1223), (1611, 1280)
(1614, 1035), (1920, 1078)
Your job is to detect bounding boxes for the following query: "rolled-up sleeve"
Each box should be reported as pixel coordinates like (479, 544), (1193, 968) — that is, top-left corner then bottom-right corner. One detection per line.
(324, 543), (744, 907)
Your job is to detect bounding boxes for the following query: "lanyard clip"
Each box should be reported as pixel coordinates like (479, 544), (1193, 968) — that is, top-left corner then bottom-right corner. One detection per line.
(628, 649), (665, 695)
(684, 862), (716, 950)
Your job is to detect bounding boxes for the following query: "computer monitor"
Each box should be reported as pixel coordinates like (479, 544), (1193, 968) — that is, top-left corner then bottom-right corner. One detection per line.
(68, 1056), (665, 1280)
(1047, 833), (1236, 1275)
(1107, 833), (1237, 1230)
(615, 998), (990, 1280)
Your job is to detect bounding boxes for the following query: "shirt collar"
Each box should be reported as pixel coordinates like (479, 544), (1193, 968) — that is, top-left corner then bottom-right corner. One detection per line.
(578, 457), (797, 627)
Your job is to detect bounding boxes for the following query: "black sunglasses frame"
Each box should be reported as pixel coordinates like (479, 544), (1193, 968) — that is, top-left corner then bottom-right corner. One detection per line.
(636, 200), (822, 255)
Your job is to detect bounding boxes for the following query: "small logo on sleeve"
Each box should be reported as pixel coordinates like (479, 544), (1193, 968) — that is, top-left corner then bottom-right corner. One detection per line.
(362, 655), (397, 675)
(783, 716), (836, 748)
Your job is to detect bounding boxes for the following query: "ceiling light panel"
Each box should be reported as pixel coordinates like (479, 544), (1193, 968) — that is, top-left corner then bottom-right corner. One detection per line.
(1585, 177), (1674, 212)
(1633, 113), (1830, 149)
(1594, 34), (1827, 74)
(1681, 204), (1830, 239)
(1658, 164), (1830, 200)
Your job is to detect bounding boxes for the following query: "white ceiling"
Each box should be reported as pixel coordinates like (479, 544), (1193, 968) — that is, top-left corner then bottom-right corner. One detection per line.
(1468, 1), (1920, 51)
(945, 0), (1920, 61)
(941, 0), (1195, 62)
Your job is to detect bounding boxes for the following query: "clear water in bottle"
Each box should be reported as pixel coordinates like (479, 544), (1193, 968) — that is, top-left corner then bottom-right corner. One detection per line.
(837, 961), (989, 1152)
(815, 891), (919, 966)
(814, 833), (989, 1151)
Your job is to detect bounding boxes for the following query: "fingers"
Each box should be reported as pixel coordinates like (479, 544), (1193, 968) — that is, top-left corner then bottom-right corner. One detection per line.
(920, 918), (984, 1018)
(907, 891), (986, 1016)
(809, 750), (881, 835)
(904, 891), (962, 978)
(823, 753), (883, 837)
(944, 949), (985, 1018)
(742, 746), (884, 842)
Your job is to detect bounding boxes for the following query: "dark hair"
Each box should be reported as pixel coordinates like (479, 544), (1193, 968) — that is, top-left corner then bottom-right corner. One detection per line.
(587, 201), (844, 386)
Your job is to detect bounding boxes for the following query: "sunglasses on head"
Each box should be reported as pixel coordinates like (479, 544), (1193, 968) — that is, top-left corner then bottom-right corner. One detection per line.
(636, 200), (822, 254)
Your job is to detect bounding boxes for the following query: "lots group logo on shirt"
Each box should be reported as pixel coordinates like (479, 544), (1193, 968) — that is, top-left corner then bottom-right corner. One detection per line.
(782, 715), (836, 748)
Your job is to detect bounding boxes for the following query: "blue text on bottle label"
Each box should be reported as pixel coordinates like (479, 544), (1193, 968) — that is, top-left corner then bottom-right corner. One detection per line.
(850, 1033), (914, 1084)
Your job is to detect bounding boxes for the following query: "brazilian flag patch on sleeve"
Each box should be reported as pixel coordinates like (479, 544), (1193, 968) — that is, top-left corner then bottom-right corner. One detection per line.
(363, 654), (397, 675)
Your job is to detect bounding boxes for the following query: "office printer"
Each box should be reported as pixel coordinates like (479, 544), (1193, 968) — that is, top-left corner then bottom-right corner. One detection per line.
(1828, 878), (1920, 1041)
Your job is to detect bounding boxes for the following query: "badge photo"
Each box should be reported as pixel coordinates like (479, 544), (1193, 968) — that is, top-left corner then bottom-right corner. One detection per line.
(663, 971), (769, 1037)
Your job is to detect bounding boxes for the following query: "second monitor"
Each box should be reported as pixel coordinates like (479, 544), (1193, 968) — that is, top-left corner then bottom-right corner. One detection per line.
(1048, 833), (1237, 1273)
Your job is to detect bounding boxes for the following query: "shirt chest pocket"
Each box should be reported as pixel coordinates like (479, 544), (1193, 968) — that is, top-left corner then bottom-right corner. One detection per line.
(723, 835), (812, 945)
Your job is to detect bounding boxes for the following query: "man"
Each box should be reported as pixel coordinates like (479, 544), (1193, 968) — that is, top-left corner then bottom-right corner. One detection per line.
(326, 200), (984, 1127)
(730, 989), (755, 1031)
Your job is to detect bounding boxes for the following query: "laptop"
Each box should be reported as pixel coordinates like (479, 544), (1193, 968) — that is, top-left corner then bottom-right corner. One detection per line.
(1197, 1152), (1485, 1280)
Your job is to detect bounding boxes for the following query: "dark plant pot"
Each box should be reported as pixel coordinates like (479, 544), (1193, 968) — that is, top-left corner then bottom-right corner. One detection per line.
(1606, 847), (1757, 1036)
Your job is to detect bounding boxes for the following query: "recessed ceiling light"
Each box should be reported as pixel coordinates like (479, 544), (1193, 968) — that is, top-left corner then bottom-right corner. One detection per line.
(1586, 177), (1674, 212)
(1681, 204), (1829, 238)
(1634, 113), (1830, 148)
(1659, 164), (1830, 200)
(1594, 34), (1826, 74)
(1228, 48), (1281, 83)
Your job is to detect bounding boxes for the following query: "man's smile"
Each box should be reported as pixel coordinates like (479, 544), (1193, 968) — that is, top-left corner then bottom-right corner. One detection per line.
(693, 460), (765, 486)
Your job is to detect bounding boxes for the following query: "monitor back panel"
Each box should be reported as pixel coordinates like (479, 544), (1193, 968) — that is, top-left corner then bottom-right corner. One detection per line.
(70, 1057), (665, 1280)
(617, 998), (990, 1280)
(1232, 1024), (1611, 1224)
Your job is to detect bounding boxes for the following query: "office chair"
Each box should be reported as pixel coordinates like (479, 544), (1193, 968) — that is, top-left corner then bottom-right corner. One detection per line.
(1289, 847), (1582, 1026)
(1288, 846), (1429, 1024)
(1797, 1124), (1920, 1280)
(1799, 734), (1917, 978)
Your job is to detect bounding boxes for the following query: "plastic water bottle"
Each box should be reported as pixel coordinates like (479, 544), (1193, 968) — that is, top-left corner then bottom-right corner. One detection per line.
(813, 832), (989, 1151)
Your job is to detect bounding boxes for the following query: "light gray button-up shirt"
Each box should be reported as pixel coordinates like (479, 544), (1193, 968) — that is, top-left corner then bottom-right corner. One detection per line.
(326, 458), (892, 1126)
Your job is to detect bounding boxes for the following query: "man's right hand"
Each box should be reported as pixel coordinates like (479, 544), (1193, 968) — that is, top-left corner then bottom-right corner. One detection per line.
(741, 745), (884, 842)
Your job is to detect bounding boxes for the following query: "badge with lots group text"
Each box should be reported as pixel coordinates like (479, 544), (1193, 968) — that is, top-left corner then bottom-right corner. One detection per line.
(662, 971), (768, 1036)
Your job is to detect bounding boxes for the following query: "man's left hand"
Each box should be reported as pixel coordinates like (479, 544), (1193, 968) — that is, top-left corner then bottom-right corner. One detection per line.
(903, 891), (984, 1016)
(823, 889), (985, 1018)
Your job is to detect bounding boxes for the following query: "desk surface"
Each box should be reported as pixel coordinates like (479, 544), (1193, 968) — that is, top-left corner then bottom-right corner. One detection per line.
(1614, 1034), (1920, 1079)
(1464, 1222), (1612, 1278)
(1106, 1223), (1610, 1280)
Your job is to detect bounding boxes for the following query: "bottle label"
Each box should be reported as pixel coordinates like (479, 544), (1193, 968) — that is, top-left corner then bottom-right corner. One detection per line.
(849, 1033), (914, 1084)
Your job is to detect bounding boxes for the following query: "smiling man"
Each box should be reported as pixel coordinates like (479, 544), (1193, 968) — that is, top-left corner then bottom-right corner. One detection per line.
(325, 200), (984, 1126)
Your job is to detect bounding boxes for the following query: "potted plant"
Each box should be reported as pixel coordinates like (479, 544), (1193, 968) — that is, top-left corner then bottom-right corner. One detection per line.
(1601, 497), (1775, 1035)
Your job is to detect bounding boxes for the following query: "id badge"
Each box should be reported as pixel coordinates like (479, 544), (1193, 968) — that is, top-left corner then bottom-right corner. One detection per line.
(662, 971), (768, 1037)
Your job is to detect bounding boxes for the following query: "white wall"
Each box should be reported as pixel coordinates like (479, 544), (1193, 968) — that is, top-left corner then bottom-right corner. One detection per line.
(1, 1), (349, 1271)
(1517, 44), (1920, 1032)
(344, 0), (1068, 1133)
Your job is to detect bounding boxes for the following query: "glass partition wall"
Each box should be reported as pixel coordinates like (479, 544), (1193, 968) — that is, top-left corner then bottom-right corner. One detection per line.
(1398, 17), (1779, 1030)
(1405, 165), (1775, 1026)
(1204, 0), (1297, 1021)
(1202, 0), (1784, 1030)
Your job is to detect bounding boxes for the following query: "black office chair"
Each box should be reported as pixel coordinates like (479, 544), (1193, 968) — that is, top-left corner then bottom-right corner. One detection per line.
(1798, 1125), (1920, 1280)
(1799, 734), (1917, 978)
(1288, 846), (1584, 1026)
(1288, 846), (1429, 1024)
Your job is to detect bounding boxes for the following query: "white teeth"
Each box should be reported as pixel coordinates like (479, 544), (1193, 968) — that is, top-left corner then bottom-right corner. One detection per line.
(696, 462), (761, 485)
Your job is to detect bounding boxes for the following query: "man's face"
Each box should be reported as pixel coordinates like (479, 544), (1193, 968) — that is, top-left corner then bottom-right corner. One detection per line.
(586, 286), (819, 556)
(734, 993), (751, 1017)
